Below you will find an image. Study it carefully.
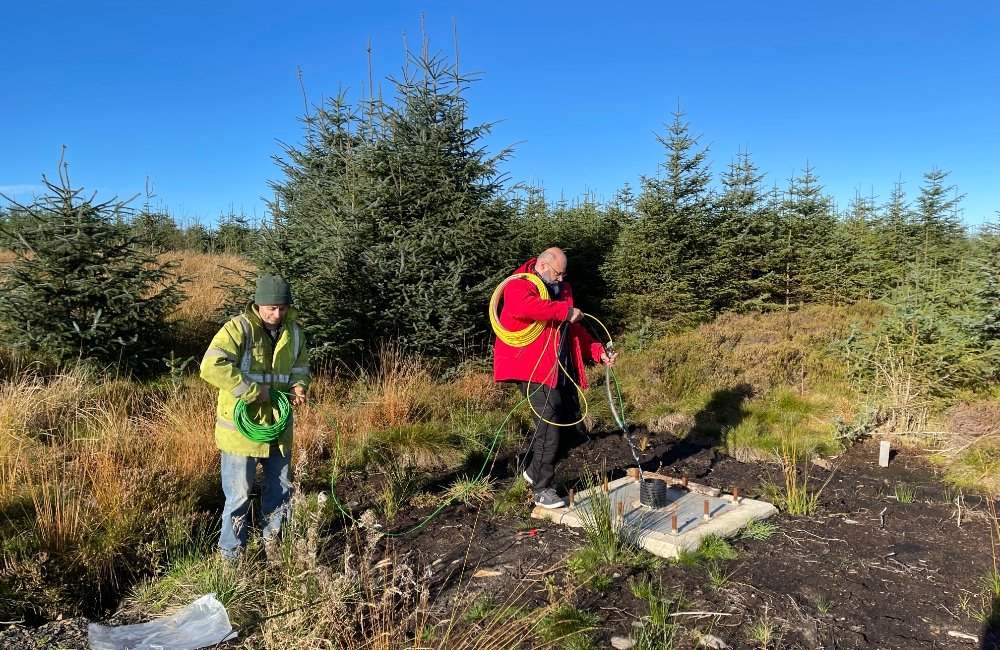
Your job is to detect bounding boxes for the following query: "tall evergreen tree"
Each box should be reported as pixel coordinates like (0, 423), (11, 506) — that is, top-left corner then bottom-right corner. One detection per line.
(266, 47), (515, 364)
(604, 107), (714, 328)
(776, 163), (838, 306)
(837, 191), (897, 301)
(914, 167), (967, 267)
(0, 159), (184, 372)
(880, 178), (916, 281)
(710, 149), (779, 311)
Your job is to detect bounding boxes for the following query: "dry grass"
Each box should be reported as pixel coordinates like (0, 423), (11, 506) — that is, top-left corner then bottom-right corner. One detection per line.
(162, 251), (255, 324)
(619, 304), (876, 417)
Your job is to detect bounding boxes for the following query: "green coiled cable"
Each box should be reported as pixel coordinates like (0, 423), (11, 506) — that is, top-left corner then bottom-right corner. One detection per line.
(234, 389), (292, 443)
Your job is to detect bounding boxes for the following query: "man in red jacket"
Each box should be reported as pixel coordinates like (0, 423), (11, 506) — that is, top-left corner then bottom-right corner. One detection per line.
(494, 247), (617, 509)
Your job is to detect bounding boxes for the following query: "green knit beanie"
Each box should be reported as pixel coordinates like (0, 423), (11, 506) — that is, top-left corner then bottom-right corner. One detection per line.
(254, 275), (293, 306)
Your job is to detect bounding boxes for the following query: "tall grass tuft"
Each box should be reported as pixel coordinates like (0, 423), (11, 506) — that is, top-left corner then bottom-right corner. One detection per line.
(766, 437), (835, 516)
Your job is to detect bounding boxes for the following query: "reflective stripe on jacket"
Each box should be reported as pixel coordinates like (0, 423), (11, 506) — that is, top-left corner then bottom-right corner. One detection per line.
(200, 305), (311, 457)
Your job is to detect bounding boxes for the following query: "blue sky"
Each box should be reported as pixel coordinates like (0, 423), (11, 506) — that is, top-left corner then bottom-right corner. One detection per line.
(2, 2), (998, 227)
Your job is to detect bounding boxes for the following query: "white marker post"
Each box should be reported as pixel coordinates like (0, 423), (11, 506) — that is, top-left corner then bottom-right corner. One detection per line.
(878, 440), (891, 467)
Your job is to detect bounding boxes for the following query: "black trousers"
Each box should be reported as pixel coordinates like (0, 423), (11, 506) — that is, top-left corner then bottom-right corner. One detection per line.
(519, 381), (580, 491)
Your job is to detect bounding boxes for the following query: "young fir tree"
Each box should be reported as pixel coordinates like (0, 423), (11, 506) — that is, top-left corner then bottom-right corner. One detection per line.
(776, 163), (839, 306)
(844, 260), (998, 429)
(265, 47), (514, 364)
(913, 167), (968, 268)
(880, 178), (916, 283)
(0, 160), (184, 373)
(971, 221), (1000, 353)
(836, 190), (898, 301)
(710, 149), (779, 312)
(604, 107), (714, 328)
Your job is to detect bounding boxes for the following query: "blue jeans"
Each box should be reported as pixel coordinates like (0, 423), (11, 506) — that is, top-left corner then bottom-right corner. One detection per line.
(218, 445), (291, 558)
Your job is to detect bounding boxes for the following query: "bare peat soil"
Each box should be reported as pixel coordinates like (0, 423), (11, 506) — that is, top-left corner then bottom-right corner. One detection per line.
(394, 429), (1000, 649)
(4, 430), (998, 649)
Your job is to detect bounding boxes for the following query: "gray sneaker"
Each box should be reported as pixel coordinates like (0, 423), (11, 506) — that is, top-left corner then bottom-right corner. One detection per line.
(533, 488), (565, 509)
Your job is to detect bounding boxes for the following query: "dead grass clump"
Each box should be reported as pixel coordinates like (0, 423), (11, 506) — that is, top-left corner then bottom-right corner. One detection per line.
(434, 371), (507, 415)
(946, 399), (1000, 442)
(347, 347), (437, 436)
(162, 251), (255, 324)
(647, 412), (695, 436)
(0, 369), (101, 441)
(147, 381), (220, 481)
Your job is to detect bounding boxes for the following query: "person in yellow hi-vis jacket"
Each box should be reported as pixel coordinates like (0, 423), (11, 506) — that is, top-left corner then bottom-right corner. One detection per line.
(200, 275), (310, 560)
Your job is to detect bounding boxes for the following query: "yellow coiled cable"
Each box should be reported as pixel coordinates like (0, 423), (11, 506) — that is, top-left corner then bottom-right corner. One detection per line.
(489, 273), (549, 347)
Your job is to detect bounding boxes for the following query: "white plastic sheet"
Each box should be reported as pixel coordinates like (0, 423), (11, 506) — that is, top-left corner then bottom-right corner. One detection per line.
(88, 593), (236, 650)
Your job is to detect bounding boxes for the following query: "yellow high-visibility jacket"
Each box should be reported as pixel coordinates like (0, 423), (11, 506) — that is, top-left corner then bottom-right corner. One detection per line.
(199, 305), (310, 457)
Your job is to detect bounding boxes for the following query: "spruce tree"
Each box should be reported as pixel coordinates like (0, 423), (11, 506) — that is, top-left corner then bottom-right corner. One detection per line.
(604, 107), (714, 328)
(880, 178), (916, 282)
(776, 163), (838, 306)
(710, 149), (779, 311)
(265, 47), (515, 364)
(914, 167), (967, 267)
(513, 192), (621, 318)
(0, 159), (184, 373)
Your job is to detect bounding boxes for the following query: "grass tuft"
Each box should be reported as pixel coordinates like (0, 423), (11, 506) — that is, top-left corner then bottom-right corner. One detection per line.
(739, 518), (779, 541)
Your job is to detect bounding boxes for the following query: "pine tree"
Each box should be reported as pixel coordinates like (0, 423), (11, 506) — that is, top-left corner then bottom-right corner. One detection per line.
(710, 149), (779, 311)
(265, 47), (515, 364)
(0, 158), (184, 373)
(776, 163), (838, 306)
(837, 191), (895, 301)
(914, 167), (967, 267)
(604, 107), (714, 328)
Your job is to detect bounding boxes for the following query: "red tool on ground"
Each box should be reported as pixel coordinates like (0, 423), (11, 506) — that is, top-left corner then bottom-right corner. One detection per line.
(515, 528), (543, 537)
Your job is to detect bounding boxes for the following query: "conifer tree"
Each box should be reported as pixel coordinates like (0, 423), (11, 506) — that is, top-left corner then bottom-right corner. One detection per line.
(514, 192), (621, 318)
(604, 107), (714, 328)
(265, 47), (514, 363)
(837, 191), (895, 301)
(776, 163), (838, 306)
(710, 149), (779, 311)
(880, 178), (916, 281)
(914, 167), (967, 267)
(0, 158), (184, 372)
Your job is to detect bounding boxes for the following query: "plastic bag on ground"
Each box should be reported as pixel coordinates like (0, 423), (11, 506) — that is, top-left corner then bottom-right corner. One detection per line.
(88, 593), (236, 650)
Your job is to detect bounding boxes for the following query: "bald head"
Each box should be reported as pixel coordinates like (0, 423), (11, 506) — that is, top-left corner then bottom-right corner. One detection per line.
(536, 247), (567, 284)
(537, 247), (566, 268)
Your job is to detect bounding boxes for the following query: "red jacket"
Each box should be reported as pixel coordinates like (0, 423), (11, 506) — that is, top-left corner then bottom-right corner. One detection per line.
(493, 258), (606, 389)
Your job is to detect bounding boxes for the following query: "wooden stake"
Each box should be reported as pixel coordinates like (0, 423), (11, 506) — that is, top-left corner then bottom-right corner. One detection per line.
(568, 488), (574, 506)
(681, 476), (688, 489)
(703, 499), (711, 520)
(671, 512), (678, 534)
(603, 475), (609, 493)
(732, 487), (740, 504)
(616, 501), (624, 520)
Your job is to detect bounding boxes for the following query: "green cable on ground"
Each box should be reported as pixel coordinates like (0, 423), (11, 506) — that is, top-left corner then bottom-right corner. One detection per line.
(234, 389), (292, 443)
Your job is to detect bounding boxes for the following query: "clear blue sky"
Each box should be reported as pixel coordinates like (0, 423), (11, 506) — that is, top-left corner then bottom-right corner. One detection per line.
(2, 2), (998, 226)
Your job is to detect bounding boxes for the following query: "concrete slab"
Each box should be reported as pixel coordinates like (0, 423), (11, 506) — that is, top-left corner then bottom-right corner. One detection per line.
(531, 476), (778, 559)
